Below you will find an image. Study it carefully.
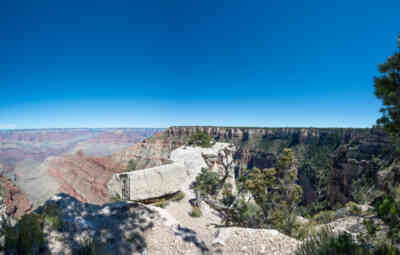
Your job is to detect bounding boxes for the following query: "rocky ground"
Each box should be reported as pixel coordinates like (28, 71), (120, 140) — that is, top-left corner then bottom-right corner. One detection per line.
(107, 142), (303, 254)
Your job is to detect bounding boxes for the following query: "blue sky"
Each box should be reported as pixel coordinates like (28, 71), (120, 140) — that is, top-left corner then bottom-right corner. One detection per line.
(1, 0), (399, 129)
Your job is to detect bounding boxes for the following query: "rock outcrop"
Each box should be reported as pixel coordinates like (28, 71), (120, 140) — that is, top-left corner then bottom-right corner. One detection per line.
(328, 128), (394, 205)
(0, 176), (32, 218)
(111, 133), (174, 170)
(29, 193), (302, 255)
(36, 193), (168, 255)
(108, 142), (236, 201)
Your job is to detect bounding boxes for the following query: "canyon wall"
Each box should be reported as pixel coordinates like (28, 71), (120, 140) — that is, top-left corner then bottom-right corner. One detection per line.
(0, 128), (164, 212)
(158, 126), (389, 205)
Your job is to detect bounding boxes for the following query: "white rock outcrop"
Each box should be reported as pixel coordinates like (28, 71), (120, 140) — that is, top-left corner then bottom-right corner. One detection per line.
(108, 143), (236, 201)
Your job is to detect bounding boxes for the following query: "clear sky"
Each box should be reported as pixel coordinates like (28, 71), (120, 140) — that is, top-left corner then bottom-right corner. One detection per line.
(1, 0), (399, 129)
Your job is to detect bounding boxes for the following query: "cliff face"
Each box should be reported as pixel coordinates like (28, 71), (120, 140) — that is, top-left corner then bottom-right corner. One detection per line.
(166, 126), (367, 144)
(166, 126), (369, 170)
(328, 129), (394, 205)
(164, 126), (386, 205)
(111, 133), (173, 170)
(46, 153), (124, 205)
(107, 126), (392, 206)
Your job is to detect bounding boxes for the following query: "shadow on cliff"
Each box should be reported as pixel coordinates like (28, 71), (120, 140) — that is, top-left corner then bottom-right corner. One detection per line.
(36, 193), (156, 255)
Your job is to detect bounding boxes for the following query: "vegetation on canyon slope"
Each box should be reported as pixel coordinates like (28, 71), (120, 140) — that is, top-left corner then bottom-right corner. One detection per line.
(187, 131), (213, 148)
(293, 34), (400, 255)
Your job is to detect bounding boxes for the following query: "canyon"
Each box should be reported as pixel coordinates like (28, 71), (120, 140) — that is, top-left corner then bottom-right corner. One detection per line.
(0, 128), (163, 211)
(114, 126), (390, 206)
(0, 125), (395, 254)
(1, 126), (391, 215)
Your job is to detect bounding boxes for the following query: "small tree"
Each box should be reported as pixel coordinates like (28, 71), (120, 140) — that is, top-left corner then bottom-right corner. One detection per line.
(188, 131), (213, 148)
(244, 148), (303, 234)
(191, 167), (221, 197)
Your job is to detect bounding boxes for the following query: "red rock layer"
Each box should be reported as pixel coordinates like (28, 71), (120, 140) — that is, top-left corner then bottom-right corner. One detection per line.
(47, 152), (125, 204)
(0, 176), (33, 218)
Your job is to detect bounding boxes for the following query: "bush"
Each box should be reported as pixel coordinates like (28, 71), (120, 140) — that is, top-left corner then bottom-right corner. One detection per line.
(312, 210), (336, 224)
(4, 213), (46, 254)
(153, 199), (168, 208)
(188, 132), (213, 148)
(374, 195), (400, 243)
(345, 201), (362, 216)
(189, 207), (202, 217)
(127, 159), (138, 171)
(295, 228), (364, 255)
(221, 184), (235, 206)
(295, 227), (400, 255)
(228, 200), (264, 228)
(171, 191), (185, 202)
(191, 168), (221, 197)
(42, 203), (64, 231)
(110, 193), (122, 202)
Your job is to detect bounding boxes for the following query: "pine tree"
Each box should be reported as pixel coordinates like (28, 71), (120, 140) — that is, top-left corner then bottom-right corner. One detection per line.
(374, 35), (400, 136)
(244, 148), (303, 233)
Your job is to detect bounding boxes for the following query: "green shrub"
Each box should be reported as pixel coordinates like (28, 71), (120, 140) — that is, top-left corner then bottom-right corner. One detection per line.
(295, 228), (365, 255)
(191, 167), (221, 197)
(312, 210), (336, 224)
(227, 200), (264, 228)
(374, 195), (400, 243)
(171, 191), (185, 202)
(345, 201), (362, 216)
(294, 221), (317, 240)
(295, 227), (400, 255)
(127, 159), (138, 171)
(4, 213), (46, 254)
(110, 193), (122, 202)
(189, 207), (202, 217)
(42, 203), (64, 231)
(153, 199), (168, 208)
(188, 132), (213, 148)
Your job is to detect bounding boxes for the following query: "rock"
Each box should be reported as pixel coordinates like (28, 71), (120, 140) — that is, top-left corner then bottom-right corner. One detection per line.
(46, 153), (124, 205)
(109, 143), (237, 201)
(0, 176), (33, 218)
(211, 227), (300, 255)
(296, 216), (310, 225)
(37, 193), (163, 255)
(328, 128), (394, 205)
(37, 193), (227, 255)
